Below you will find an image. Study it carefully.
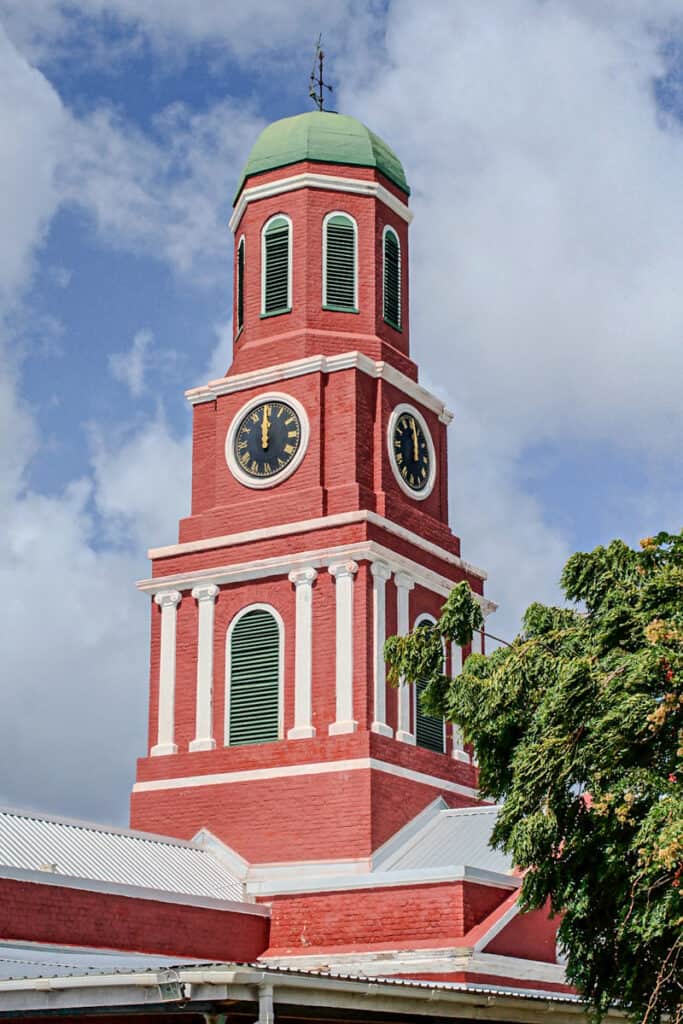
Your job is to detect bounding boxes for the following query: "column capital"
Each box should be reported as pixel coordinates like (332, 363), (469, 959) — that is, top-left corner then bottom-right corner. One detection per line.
(328, 560), (359, 580)
(288, 567), (318, 587)
(370, 561), (392, 582)
(394, 572), (415, 592)
(154, 589), (182, 609)
(191, 583), (219, 603)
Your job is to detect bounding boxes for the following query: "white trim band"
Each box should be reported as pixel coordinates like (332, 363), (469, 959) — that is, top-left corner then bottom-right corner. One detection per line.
(230, 171), (413, 233)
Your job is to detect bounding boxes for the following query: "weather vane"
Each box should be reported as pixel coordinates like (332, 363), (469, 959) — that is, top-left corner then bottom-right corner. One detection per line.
(309, 35), (333, 111)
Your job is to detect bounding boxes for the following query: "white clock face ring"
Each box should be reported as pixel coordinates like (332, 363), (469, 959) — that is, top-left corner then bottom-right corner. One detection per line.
(387, 403), (437, 500)
(225, 391), (310, 489)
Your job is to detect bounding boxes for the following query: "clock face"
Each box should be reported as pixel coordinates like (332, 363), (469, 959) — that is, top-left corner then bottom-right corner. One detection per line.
(390, 408), (433, 494)
(233, 399), (302, 481)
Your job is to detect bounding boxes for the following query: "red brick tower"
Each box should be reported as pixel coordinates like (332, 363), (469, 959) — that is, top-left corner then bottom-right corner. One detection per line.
(130, 111), (493, 868)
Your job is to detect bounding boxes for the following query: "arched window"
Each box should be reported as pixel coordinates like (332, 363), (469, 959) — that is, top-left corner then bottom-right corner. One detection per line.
(227, 606), (282, 746)
(414, 615), (446, 753)
(323, 212), (357, 311)
(236, 236), (245, 334)
(383, 226), (401, 329)
(262, 215), (291, 316)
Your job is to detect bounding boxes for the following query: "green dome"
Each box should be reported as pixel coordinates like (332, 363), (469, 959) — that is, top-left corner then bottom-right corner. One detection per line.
(234, 111), (410, 201)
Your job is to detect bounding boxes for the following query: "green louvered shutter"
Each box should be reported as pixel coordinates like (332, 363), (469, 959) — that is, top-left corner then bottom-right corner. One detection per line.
(263, 217), (290, 314)
(414, 620), (445, 753)
(236, 238), (245, 331)
(229, 609), (280, 746)
(325, 215), (356, 310)
(383, 228), (401, 328)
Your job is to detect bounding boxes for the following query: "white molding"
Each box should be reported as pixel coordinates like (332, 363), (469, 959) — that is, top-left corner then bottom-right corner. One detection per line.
(142, 541), (496, 623)
(151, 590), (181, 757)
(394, 573), (415, 744)
(147, 507), (486, 583)
(322, 210), (358, 310)
(184, 350), (453, 425)
(412, 613), (446, 754)
(235, 233), (245, 337)
(328, 561), (359, 735)
(246, 862), (518, 897)
(189, 584), (219, 753)
(225, 603), (285, 746)
(230, 171), (413, 233)
(450, 642), (470, 763)
(370, 561), (393, 738)
(287, 567), (317, 739)
(473, 899), (521, 953)
(372, 796), (448, 870)
(382, 223), (402, 329)
(132, 756), (482, 800)
(225, 390), (310, 490)
(261, 212), (292, 315)
(387, 402), (437, 501)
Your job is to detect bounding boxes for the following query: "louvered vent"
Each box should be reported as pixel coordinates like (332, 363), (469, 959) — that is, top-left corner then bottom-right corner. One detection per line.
(415, 676), (445, 753)
(263, 217), (290, 315)
(325, 215), (356, 310)
(237, 238), (245, 331)
(383, 228), (401, 328)
(229, 609), (280, 746)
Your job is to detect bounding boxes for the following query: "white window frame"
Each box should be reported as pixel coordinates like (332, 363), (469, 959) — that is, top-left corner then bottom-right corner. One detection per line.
(261, 213), (293, 316)
(412, 612), (446, 753)
(224, 603), (285, 746)
(322, 210), (358, 311)
(382, 224), (401, 329)
(235, 234), (246, 336)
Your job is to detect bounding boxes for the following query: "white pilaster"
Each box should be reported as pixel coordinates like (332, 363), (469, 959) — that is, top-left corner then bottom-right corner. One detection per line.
(450, 641), (470, 762)
(328, 561), (359, 735)
(151, 590), (182, 757)
(288, 567), (318, 739)
(189, 584), (219, 752)
(370, 562), (393, 738)
(394, 572), (416, 744)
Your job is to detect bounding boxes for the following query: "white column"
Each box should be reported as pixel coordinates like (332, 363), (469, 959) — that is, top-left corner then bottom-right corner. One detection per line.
(288, 567), (318, 739)
(370, 561), (393, 737)
(151, 589), (182, 756)
(450, 641), (470, 762)
(328, 560), (359, 735)
(189, 584), (219, 752)
(394, 572), (416, 744)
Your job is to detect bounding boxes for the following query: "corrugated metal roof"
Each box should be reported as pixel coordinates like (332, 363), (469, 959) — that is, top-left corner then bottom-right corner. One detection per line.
(0, 944), (202, 981)
(380, 805), (514, 874)
(0, 807), (244, 902)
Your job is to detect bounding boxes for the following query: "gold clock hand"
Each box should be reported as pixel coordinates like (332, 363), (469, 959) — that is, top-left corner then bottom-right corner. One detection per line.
(261, 405), (271, 450)
(410, 417), (419, 462)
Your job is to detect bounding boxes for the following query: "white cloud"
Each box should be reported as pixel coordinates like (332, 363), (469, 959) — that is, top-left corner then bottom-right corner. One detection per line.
(109, 328), (153, 397)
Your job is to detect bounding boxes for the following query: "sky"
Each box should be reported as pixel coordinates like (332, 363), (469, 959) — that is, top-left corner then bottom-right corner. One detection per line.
(0, 0), (681, 825)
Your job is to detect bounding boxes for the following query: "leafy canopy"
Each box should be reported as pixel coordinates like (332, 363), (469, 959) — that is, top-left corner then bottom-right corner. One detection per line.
(385, 531), (683, 1023)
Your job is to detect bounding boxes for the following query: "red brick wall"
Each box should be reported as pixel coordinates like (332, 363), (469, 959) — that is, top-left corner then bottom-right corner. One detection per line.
(263, 880), (509, 954)
(485, 903), (560, 963)
(0, 877), (269, 962)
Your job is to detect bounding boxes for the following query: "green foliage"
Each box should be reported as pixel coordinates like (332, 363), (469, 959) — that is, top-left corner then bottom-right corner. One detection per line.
(384, 533), (683, 1022)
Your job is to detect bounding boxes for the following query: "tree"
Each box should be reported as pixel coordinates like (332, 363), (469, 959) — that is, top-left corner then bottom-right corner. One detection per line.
(385, 531), (682, 1023)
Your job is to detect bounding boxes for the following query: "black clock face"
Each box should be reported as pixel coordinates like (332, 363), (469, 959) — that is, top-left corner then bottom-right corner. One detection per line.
(233, 400), (302, 480)
(391, 411), (432, 492)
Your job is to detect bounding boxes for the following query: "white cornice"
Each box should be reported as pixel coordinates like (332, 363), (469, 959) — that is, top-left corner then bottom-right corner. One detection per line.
(139, 538), (497, 615)
(132, 756), (480, 801)
(245, 863), (518, 898)
(229, 171), (413, 233)
(147, 509), (486, 582)
(184, 350), (454, 425)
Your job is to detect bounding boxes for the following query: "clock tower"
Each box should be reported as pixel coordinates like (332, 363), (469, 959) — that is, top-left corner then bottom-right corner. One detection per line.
(130, 111), (493, 868)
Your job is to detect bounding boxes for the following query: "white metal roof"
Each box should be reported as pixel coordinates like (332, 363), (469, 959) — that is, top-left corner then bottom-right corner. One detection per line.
(0, 807), (244, 903)
(378, 805), (514, 875)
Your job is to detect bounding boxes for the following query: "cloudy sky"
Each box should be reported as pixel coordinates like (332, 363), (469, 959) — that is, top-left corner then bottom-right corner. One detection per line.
(0, 0), (681, 825)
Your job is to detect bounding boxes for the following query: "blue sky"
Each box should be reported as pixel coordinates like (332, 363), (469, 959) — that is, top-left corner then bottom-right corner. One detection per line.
(0, 0), (681, 824)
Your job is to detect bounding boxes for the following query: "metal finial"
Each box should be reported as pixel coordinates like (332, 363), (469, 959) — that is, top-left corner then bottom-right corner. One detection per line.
(309, 35), (333, 111)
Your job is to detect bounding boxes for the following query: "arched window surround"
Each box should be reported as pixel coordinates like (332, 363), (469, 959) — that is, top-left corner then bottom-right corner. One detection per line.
(224, 603), (285, 747)
(261, 214), (292, 318)
(412, 612), (446, 754)
(235, 234), (246, 338)
(322, 210), (358, 313)
(382, 224), (402, 331)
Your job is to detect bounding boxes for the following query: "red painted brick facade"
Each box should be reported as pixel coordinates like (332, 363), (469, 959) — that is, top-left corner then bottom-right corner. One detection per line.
(0, 877), (268, 962)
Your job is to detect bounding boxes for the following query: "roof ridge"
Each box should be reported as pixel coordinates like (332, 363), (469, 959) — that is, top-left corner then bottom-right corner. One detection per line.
(0, 805), (202, 850)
